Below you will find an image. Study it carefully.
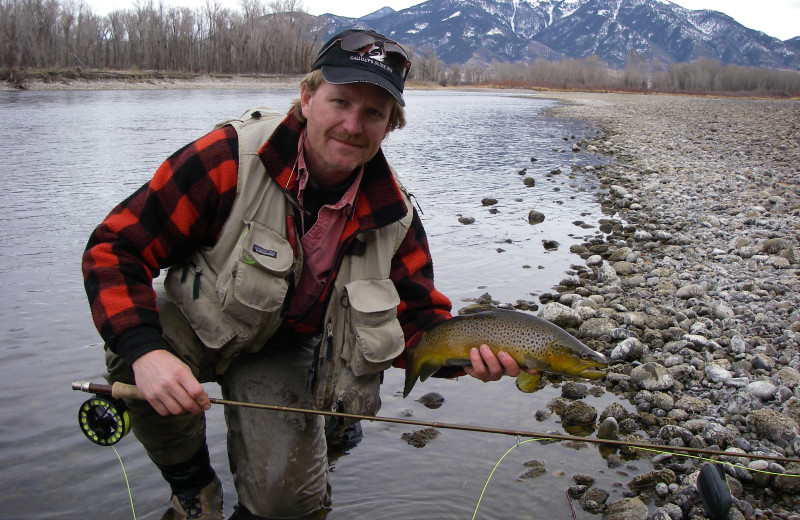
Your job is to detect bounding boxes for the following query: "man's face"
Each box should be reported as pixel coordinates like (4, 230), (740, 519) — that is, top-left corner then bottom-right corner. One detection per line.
(300, 80), (394, 187)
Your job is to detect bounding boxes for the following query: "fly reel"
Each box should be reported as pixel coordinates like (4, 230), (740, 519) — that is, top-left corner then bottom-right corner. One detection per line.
(78, 394), (131, 446)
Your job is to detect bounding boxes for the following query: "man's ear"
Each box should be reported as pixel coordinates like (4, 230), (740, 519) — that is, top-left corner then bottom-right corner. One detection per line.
(300, 84), (312, 119)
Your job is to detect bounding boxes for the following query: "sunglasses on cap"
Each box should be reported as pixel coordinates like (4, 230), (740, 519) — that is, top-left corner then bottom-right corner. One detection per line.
(315, 31), (412, 80)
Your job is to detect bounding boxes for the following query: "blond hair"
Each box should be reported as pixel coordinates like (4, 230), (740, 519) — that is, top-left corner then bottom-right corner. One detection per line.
(289, 69), (406, 132)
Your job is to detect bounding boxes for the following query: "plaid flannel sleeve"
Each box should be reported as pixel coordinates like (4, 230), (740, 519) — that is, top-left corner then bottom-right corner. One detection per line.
(392, 207), (453, 369)
(82, 125), (240, 364)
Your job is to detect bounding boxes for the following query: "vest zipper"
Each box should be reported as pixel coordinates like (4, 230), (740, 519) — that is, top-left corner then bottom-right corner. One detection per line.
(180, 261), (204, 300)
(192, 265), (203, 300)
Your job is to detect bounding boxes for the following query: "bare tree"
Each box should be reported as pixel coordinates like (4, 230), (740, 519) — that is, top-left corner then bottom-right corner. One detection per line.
(623, 51), (648, 90)
(412, 46), (445, 84)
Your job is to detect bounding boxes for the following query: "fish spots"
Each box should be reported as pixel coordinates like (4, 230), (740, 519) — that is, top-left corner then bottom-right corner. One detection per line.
(405, 309), (607, 396)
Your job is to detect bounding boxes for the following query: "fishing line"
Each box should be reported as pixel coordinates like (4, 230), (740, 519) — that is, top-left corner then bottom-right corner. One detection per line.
(628, 445), (793, 478)
(471, 439), (798, 520)
(112, 445), (137, 520)
(471, 438), (541, 520)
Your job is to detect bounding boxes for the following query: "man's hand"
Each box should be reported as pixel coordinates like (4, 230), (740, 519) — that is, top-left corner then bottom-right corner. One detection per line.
(131, 350), (210, 416)
(463, 344), (538, 382)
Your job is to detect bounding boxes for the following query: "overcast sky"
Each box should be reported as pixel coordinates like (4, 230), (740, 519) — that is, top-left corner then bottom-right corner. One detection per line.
(83, 0), (799, 41)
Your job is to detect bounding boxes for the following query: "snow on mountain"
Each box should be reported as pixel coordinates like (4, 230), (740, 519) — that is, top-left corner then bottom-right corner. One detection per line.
(322, 0), (799, 69)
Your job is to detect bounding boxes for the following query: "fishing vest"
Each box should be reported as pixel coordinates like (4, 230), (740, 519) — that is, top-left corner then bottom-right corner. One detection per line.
(160, 107), (414, 419)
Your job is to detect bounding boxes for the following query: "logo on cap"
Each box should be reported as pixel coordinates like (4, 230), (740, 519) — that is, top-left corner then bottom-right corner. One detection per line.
(363, 44), (386, 62)
(350, 50), (394, 74)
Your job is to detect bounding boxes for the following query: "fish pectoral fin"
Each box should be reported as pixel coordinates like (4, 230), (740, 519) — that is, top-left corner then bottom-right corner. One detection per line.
(444, 359), (471, 367)
(523, 354), (549, 372)
(516, 372), (542, 393)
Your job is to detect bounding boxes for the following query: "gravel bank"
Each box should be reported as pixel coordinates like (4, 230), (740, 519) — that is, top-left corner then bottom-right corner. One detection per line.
(528, 92), (800, 520)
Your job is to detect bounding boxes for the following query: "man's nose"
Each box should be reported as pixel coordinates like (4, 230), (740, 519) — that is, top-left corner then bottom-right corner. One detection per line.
(341, 110), (363, 135)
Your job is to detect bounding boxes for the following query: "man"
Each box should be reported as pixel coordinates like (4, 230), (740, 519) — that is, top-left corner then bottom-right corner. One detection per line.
(83, 29), (528, 520)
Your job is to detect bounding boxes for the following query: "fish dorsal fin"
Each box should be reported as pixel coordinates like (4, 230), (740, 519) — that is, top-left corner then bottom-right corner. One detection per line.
(516, 372), (542, 393)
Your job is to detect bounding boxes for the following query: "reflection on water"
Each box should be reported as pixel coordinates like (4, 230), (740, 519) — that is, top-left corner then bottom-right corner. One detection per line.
(0, 88), (639, 520)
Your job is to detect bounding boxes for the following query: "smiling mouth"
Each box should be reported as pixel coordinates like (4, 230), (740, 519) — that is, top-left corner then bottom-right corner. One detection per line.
(335, 139), (363, 148)
(330, 133), (368, 148)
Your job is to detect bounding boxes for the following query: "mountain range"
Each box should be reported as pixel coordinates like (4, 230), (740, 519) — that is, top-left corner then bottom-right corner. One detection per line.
(320, 0), (800, 71)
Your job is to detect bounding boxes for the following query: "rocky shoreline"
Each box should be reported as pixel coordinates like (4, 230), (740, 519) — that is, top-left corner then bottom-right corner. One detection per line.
(522, 93), (800, 520)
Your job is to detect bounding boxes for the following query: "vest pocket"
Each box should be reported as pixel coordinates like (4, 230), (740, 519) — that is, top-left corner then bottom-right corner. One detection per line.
(220, 221), (293, 326)
(164, 263), (242, 350)
(342, 279), (405, 377)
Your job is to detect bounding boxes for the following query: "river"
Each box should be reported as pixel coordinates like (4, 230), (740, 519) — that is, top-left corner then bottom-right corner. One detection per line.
(0, 87), (638, 519)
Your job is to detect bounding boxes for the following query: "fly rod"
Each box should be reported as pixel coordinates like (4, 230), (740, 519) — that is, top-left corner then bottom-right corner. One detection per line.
(72, 380), (798, 465)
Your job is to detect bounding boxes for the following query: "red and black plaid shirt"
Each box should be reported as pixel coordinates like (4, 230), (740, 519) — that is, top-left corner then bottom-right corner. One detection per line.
(82, 112), (452, 366)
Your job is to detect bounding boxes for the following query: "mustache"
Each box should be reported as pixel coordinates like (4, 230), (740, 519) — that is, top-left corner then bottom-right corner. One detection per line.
(330, 132), (369, 147)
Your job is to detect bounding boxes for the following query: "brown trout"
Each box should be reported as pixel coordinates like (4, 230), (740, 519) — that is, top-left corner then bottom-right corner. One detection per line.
(403, 309), (607, 397)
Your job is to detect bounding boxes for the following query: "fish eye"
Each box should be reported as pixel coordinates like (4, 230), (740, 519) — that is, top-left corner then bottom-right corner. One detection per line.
(580, 353), (589, 359)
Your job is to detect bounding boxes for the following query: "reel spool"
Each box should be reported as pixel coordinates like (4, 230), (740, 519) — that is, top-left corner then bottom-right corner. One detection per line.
(78, 395), (131, 446)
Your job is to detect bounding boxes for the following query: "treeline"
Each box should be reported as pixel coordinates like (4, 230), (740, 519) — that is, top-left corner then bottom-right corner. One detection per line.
(1, 0), (325, 74)
(2, 0), (799, 97)
(409, 51), (800, 97)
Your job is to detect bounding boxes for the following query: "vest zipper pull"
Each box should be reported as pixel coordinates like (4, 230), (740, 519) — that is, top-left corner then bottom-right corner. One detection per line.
(325, 322), (334, 361)
(325, 398), (344, 438)
(192, 266), (202, 300)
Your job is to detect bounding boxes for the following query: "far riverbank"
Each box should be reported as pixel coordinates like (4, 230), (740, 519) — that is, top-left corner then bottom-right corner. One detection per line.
(1, 69), (304, 91)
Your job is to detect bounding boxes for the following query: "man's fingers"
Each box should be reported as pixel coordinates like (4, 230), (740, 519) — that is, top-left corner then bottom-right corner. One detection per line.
(465, 347), (485, 379)
(465, 346), (529, 383)
(498, 351), (521, 377)
(177, 373), (211, 412)
(479, 344), (502, 377)
(163, 396), (188, 416)
(181, 381), (211, 414)
(465, 345), (504, 382)
(150, 385), (206, 416)
(133, 350), (210, 415)
(138, 378), (206, 416)
(149, 399), (171, 417)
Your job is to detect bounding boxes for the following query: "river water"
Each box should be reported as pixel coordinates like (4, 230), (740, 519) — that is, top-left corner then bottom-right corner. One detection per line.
(0, 88), (642, 519)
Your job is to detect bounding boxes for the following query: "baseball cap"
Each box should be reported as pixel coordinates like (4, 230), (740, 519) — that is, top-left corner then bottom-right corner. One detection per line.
(311, 29), (411, 106)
